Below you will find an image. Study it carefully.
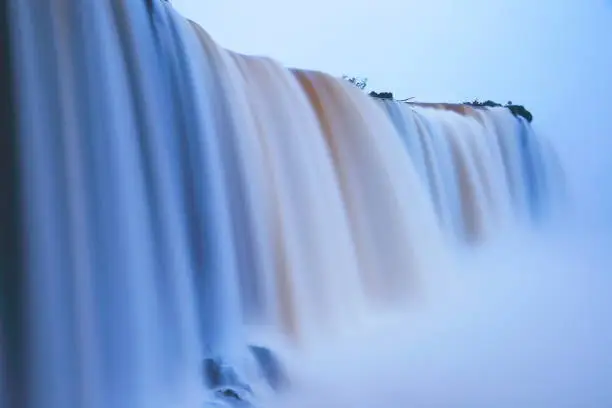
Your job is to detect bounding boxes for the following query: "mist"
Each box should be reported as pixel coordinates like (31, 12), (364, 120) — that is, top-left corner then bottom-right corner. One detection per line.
(263, 222), (612, 408)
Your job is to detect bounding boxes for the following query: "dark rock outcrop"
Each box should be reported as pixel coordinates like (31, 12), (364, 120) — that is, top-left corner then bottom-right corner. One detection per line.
(202, 357), (255, 407)
(249, 345), (289, 391)
(201, 345), (288, 406)
(203, 358), (241, 389)
(369, 91), (394, 99)
(202, 357), (253, 393)
(506, 104), (533, 123)
(213, 387), (253, 406)
(464, 99), (533, 122)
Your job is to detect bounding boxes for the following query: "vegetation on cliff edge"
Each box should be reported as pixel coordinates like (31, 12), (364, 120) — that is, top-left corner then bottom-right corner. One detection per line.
(464, 99), (533, 123)
(342, 75), (533, 122)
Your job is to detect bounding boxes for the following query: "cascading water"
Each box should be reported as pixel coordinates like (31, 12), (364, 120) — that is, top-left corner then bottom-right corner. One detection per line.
(0, 1), (560, 408)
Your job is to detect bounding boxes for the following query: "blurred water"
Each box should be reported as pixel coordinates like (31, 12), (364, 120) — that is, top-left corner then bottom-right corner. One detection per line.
(3, 1), (576, 407)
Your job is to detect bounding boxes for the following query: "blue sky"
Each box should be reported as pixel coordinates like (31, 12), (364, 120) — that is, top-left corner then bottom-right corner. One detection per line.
(173, 1), (611, 102)
(174, 0), (612, 218)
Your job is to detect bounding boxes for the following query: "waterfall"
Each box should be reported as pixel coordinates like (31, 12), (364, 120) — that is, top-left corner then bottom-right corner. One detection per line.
(1, 1), (560, 407)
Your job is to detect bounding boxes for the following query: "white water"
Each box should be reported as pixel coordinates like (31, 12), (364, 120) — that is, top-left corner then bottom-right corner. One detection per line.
(4, 1), (606, 408)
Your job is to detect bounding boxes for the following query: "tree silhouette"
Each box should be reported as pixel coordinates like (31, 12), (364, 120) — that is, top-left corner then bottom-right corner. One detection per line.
(369, 91), (394, 99)
(464, 99), (533, 122)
